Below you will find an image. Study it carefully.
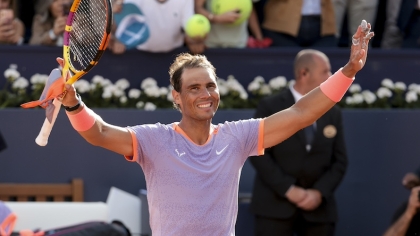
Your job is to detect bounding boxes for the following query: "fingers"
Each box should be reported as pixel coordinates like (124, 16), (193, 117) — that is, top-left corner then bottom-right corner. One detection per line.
(56, 57), (64, 67)
(297, 196), (314, 210)
(352, 21), (374, 47)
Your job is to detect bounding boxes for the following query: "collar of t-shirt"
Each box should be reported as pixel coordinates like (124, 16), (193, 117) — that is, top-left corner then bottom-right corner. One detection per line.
(301, 0), (321, 15)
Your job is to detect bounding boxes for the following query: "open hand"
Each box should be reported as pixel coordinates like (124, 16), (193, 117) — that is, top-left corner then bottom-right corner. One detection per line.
(342, 20), (375, 78)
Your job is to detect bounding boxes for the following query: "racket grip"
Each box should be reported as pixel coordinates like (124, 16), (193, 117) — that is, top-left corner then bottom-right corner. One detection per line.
(35, 99), (62, 146)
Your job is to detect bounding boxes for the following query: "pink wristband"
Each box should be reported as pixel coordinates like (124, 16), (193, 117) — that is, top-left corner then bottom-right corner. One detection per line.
(320, 69), (354, 102)
(66, 104), (96, 132)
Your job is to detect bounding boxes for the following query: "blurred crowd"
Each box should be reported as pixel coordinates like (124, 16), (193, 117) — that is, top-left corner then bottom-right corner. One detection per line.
(1, 0), (420, 53)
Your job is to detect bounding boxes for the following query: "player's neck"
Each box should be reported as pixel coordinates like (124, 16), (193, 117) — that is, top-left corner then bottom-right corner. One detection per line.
(178, 119), (214, 145)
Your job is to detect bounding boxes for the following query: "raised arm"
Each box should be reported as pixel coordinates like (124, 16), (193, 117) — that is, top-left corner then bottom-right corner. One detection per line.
(263, 22), (374, 148)
(60, 76), (133, 157)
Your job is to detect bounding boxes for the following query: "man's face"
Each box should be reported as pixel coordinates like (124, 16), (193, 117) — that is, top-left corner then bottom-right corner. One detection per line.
(307, 55), (332, 90)
(172, 67), (220, 121)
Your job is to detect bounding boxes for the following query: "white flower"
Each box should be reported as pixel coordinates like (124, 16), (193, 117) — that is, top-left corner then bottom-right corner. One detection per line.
(141, 77), (157, 89)
(90, 83), (97, 90)
(144, 102), (157, 111)
(136, 101), (144, 108)
(4, 68), (20, 80)
(269, 76), (287, 90)
(102, 90), (113, 99)
(288, 80), (295, 86)
(128, 88), (141, 99)
(74, 79), (91, 93)
(345, 96), (354, 105)
(408, 83), (420, 92)
(91, 75), (105, 84)
(394, 81), (407, 91)
(29, 73), (48, 84)
(119, 96), (128, 104)
(159, 87), (169, 96)
(406, 90), (418, 103)
(377, 87), (393, 98)
(381, 78), (394, 89)
(113, 88), (125, 98)
(9, 64), (17, 69)
(167, 91), (174, 102)
(352, 93), (364, 104)
(361, 90), (376, 104)
(413, 84), (420, 94)
(253, 76), (265, 84)
(239, 91), (248, 100)
(247, 81), (260, 92)
(217, 79), (229, 96)
(101, 78), (112, 87)
(102, 85), (115, 99)
(12, 77), (29, 89)
(247, 76), (265, 92)
(260, 84), (272, 95)
(144, 86), (160, 98)
(218, 84), (229, 96)
(226, 75), (246, 93)
(349, 84), (362, 93)
(115, 78), (130, 90)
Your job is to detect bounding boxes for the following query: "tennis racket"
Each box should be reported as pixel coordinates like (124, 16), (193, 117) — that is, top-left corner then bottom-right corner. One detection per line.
(35, 0), (113, 146)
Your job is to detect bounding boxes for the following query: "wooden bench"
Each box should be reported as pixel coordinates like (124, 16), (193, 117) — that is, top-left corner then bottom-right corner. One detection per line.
(0, 178), (83, 202)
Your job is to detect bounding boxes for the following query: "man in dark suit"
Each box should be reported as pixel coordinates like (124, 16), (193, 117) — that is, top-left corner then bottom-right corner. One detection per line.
(249, 49), (348, 236)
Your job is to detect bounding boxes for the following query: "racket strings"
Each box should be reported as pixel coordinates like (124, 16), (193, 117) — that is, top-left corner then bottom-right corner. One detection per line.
(69, 0), (108, 71)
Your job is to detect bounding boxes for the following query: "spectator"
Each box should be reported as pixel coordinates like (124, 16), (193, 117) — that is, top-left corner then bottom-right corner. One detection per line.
(29, 0), (72, 46)
(109, 0), (205, 55)
(261, 0), (337, 47)
(383, 171), (420, 235)
(381, 0), (420, 49)
(0, 0), (24, 45)
(250, 49), (348, 236)
(333, 0), (379, 45)
(194, 0), (271, 49)
(381, 0), (403, 49)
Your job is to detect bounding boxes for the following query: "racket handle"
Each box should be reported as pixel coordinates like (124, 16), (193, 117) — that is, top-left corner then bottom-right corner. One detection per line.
(35, 99), (62, 146)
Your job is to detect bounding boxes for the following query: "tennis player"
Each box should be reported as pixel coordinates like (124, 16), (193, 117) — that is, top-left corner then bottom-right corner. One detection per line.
(59, 23), (373, 236)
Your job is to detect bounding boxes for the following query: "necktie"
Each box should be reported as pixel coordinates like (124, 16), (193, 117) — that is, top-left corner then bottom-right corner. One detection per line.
(304, 124), (315, 151)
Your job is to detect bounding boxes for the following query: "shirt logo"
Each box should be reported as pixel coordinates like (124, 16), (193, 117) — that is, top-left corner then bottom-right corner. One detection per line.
(175, 149), (185, 157)
(216, 145), (229, 155)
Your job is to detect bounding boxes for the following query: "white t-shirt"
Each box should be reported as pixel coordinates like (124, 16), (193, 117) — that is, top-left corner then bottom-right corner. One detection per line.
(126, 120), (264, 236)
(133, 0), (193, 52)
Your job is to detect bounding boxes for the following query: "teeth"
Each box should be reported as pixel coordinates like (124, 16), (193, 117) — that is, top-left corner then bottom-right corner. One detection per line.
(198, 103), (211, 108)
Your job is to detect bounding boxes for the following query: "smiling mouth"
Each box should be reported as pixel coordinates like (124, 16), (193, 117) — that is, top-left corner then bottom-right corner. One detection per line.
(197, 103), (212, 108)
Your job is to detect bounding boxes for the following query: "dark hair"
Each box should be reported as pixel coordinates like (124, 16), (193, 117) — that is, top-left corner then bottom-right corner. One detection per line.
(169, 53), (217, 109)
